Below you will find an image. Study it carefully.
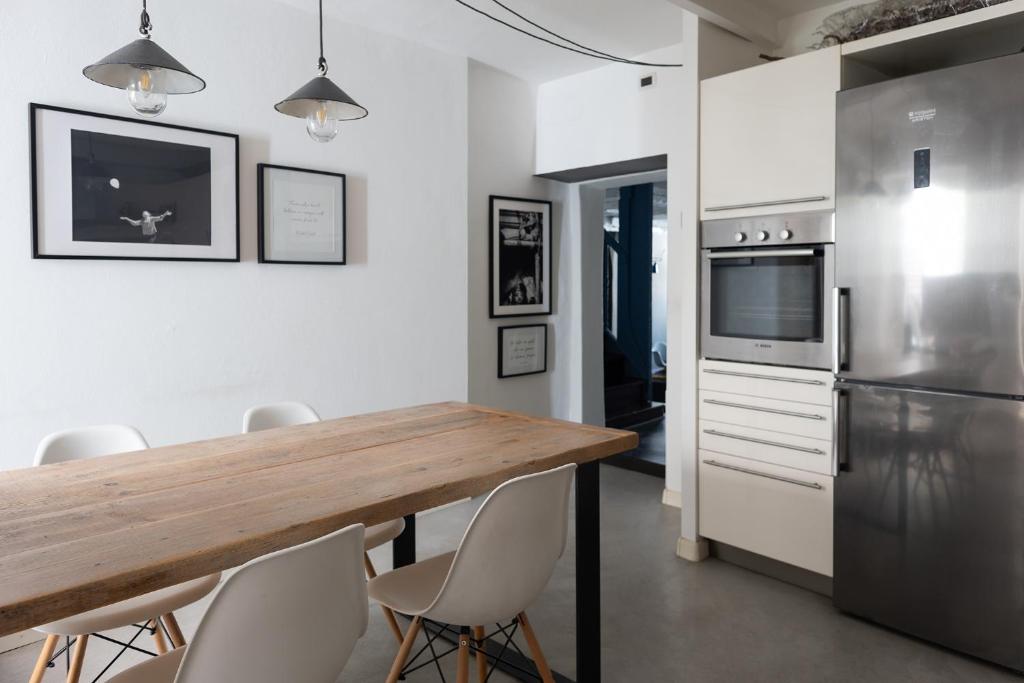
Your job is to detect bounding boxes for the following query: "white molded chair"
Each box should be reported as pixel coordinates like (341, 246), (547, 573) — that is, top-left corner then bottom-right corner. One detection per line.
(29, 425), (221, 683)
(242, 402), (407, 642)
(369, 463), (577, 683)
(241, 401), (320, 433)
(108, 524), (369, 683)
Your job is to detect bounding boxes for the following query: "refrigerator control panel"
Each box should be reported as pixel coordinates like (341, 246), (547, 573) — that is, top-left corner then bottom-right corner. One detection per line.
(914, 148), (931, 189)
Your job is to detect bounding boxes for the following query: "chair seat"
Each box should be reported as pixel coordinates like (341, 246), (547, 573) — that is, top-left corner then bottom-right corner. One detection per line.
(367, 551), (454, 615)
(35, 574), (221, 636)
(365, 518), (405, 550)
(107, 646), (186, 683)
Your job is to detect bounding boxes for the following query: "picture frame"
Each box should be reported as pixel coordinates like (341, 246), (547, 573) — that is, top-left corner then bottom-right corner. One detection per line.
(498, 324), (548, 378)
(30, 103), (239, 262)
(489, 195), (552, 318)
(257, 163), (346, 265)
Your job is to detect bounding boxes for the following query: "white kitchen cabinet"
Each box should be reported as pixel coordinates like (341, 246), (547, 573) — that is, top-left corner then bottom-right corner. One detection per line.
(700, 46), (841, 220)
(699, 450), (833, 576)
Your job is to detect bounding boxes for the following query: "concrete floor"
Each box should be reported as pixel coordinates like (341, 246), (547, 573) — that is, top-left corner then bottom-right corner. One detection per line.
(2, 465), (1020, 682)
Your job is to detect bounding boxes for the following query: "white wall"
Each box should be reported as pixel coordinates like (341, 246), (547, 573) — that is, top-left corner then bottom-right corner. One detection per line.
(0, 0), (469, 469)
(466, 61), (578, 420)
(535, 43), (687, 175)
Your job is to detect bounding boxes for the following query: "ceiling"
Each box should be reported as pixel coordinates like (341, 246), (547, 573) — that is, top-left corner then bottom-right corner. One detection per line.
(282, 0), (686, 83)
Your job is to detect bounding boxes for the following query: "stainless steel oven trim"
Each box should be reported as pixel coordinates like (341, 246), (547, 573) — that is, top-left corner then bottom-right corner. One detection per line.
(700, 243), (835, 370)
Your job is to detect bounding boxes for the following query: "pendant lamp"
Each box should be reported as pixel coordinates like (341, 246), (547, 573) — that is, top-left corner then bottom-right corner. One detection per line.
(275, 0), (368, 142)
(83, 0), (205, 117)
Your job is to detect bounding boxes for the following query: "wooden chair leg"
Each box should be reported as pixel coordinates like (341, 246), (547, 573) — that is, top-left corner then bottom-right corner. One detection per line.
(150, 618), (168, 654)
(162, 612), (186, 648)
(29, 634), (59, 683)
(473, 625), (488, 682)
(386, 616), (422, 683)
(518, 613), (555, 683)
(456, 628), (471, 683)
(66, 634), (89, 683)
(364, 553), (404, 644)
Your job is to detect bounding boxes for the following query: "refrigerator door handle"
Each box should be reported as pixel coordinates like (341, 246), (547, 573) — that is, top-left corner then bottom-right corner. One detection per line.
(833, 287), (850, 373)
(832, 386), (849, 473)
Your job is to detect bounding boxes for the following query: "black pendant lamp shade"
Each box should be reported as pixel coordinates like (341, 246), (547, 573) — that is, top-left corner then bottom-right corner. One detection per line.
(275, 76), (367, 120)
(276, 0), (368, 134)
(83, 38), (205, 94)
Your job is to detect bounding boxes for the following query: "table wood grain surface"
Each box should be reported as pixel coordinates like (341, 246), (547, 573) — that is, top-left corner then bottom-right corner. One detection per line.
(0, 402), (637, 637)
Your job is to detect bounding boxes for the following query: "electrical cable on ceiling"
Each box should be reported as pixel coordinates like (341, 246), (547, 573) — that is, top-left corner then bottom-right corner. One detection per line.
(452, 0), (684, 68)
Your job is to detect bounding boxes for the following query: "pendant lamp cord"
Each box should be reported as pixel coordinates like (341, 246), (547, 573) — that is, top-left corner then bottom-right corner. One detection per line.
(317, 0), (328, 75)
(139, 0), (152, 37)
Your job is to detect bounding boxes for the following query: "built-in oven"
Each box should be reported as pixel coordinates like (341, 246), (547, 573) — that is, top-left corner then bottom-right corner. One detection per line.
(701, 211), (834, 370)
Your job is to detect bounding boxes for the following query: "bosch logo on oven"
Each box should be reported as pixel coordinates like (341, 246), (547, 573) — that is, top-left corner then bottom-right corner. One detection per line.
(755, 343), (773, 349)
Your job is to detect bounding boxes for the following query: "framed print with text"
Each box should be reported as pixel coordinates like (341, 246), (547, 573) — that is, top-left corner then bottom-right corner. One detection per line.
(258, 163), (346, 265)
(490, 195), (552, 318)
(498, 324), (548, 378)
(31, 103), (239, 261)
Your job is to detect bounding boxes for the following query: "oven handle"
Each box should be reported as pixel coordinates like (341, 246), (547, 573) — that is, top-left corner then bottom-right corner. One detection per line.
(707, 248), (816, 259)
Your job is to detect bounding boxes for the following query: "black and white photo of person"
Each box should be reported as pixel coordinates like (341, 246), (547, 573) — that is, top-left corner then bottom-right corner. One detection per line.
(70, 129), (212, 246)
(120, 209), (173, 241)
(499, 209), (544, 306)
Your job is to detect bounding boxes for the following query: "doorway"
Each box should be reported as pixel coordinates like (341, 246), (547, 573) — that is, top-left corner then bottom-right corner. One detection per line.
(601, 178), (668, 477)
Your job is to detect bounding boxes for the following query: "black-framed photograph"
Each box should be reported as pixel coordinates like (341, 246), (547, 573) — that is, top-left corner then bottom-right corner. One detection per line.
(490, 195), (552, 318)
(30, 103), (239, 261)
(498, 324), (548, 378)
(257, 164), (346, 265)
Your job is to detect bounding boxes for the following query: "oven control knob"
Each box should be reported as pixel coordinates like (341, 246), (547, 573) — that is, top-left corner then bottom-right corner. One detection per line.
(779, 229), (793, 240)
(756, 230), (770, 241)
(733, 232), (746, 243)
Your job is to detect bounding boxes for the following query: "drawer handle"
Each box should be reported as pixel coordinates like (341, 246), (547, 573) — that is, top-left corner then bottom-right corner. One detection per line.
(702, 428), (826, 455)
(703, 368), (826, 386)
(705, 196), (829, 212)
(702, 459), (824, 490)
(703, 398), (825, 421)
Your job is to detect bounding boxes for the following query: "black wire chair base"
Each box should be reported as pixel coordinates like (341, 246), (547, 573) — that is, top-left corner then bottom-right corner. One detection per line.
(400, 618), (545, 683)
(45, 619), (169, 683)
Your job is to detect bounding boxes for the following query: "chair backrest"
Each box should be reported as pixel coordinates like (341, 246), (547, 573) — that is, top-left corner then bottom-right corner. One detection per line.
(424, 463), (576, 626)
(242, 402), (320, 433)
(174, 523), (368, 683)
(34, 425), (149, 466)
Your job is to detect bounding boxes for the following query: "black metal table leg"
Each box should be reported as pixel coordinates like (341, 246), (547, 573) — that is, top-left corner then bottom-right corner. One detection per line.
(576, 460), (601, 683)
(393, 513), (416, 568)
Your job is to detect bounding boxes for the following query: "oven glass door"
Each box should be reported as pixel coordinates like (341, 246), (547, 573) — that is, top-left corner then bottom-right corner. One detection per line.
(707, 248), (825, 343)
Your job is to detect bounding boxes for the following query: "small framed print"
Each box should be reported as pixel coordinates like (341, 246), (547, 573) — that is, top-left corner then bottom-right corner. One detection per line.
(30, 103), (239, 261)
(490, 195), (552, 318)
(258, 163), (346, 265)
(498, 324), (548, 379)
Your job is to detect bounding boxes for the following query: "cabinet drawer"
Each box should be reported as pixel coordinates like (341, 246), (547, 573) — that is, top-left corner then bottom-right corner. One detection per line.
(699, 451), (833, 576)
(700, 389), (832, 441)
(699, 360), (833, 406)
(699, 419), (833, 475)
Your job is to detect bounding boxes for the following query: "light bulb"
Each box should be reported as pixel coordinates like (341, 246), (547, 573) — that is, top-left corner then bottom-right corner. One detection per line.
(126, 69), (167, 117)
(306, 103), (339, 143)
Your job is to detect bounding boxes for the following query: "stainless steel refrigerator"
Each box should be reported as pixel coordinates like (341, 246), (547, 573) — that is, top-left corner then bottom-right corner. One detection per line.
(834, 52), (1024, 671)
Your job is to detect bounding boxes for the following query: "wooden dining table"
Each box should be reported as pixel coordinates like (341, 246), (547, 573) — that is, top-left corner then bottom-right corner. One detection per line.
(0, 401), (637, 682)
